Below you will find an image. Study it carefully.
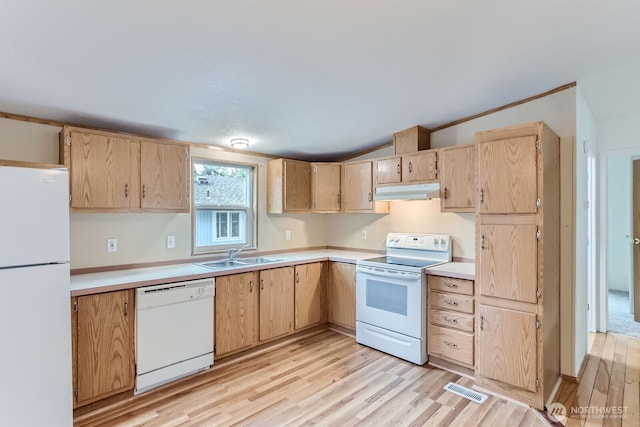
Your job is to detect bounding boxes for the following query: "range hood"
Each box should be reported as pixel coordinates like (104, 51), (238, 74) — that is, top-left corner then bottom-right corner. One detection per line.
(373, 182), (441, 201)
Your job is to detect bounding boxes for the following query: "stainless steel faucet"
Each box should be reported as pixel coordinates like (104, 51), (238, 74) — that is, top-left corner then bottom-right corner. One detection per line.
(228, 244), (250, 260)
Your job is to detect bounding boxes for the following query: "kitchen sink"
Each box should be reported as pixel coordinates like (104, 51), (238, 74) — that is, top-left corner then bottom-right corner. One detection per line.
(196, 257), (282, 270)
(236, 257), (282, 264)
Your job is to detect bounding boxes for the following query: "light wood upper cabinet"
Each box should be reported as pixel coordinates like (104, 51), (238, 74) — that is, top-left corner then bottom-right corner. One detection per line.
(215, 272), (259, 357)
(328, 262), (356, 330)
(60, 126), (189, 212)
(401, 150), (437, 182)
(64, 130), (139, 210)
(73, 290), (134, 408)
(374, 150), (438, 187)
(311, 163), (341, 212)
(267, 158), (311, 214)
(440, 144), (476, 212)
(393, 125), (430, 154)
(259, 267), (295, 341)
(477, 135), (538, 214)
(140, 140), (189, 212)
(294, 262), (327, 330)
(376, 157), (401, 185)
(343, 160), (389, 213)
(477, 305), (538, 393)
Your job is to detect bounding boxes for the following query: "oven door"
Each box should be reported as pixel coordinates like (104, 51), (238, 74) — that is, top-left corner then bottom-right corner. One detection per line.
(355, 265), (424, 338)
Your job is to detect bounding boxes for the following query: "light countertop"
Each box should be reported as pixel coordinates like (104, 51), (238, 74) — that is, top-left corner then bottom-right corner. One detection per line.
(70, 250), (475, 296)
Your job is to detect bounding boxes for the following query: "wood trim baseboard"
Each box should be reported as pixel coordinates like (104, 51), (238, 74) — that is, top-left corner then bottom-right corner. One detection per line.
(560, 353), (589, 383)
(427, 356), (475, 380)
(328, 323), (355, 337)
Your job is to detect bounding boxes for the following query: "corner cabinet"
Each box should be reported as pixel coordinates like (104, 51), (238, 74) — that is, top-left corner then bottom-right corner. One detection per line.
(267, 158), (311, 214)
(294, 262), (328, 330)
(342, 160), (389, 213)
(71, 289), (135, 408)
(311, 163), (341, 212)
(60, 127), (189, 212)
(475, 122), (560, 409)
(440, 144), (476, 212)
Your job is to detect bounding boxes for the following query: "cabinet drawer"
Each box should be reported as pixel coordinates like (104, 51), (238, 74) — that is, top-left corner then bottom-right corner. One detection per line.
(429, 291), (474, 314)
(428, 276), (474, 296)
(430, 308), (474, 333)
(429, 325), (474, 366)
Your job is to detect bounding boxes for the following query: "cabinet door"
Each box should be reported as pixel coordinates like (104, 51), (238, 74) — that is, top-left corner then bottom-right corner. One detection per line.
(478, 224), (538, 303)
(401, 150), (437, 182)
(69, 131), (137, 209)
(477, 135), (538, 214)
(328, 262), (356, 329)
(477, 305), (538, 393)
(343, 161), (373, 212)
(312, 163), (341, 212)
(215, 272), (259, 356)
(376, 157), (402, 185)
(295, 262), (327, 330)
(441, 145), (476, 212)
(259, 267), (294, 341)
(75, 290), (134, 406)
(140, 141), (189, 211)
(284, 160), (311, 211)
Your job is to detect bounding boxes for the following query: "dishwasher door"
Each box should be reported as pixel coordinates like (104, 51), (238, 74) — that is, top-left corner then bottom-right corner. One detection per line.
(136, 278), (214, 394)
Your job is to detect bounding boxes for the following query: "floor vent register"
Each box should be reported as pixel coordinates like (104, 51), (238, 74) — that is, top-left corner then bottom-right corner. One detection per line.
(443, 382), (488, 404)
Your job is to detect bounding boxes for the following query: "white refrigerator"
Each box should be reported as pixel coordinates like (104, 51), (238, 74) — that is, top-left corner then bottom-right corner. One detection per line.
(0, 165), (73, 426)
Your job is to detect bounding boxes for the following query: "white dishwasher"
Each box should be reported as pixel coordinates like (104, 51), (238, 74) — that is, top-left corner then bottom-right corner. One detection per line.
(135, 278), (215, 394)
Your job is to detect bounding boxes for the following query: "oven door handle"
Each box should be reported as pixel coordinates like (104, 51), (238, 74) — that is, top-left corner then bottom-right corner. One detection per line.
(357, 266), (422, 281)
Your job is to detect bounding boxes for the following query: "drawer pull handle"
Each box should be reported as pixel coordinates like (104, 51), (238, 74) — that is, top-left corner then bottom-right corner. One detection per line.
(444, 300), (459, 306)
(444, 341), (458, 349)
(444, 282), (458, 288)
(444, 316), (458, 323)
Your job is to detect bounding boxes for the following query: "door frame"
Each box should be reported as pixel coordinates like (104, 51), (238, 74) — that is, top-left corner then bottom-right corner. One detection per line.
(597, 147), (640, 332)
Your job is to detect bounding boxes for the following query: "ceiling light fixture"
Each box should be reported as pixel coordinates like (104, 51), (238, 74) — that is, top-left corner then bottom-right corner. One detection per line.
(230, 138), (249, 149)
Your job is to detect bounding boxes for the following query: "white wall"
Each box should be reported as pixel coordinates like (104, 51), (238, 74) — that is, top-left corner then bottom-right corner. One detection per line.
(606, 156), (631, 292)
(574, 87), (595, 376)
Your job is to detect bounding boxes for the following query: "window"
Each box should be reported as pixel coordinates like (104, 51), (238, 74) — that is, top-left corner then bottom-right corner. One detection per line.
(192, 159), (256, 254)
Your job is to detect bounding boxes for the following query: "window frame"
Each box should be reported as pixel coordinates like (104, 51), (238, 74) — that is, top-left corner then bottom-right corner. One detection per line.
(191, 157), (257, 255)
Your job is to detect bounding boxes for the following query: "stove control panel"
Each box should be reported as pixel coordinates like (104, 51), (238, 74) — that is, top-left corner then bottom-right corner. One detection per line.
(386, 233), (450, 252)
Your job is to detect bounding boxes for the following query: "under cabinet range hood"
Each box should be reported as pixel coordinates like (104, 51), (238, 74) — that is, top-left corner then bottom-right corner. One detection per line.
(373, 183), (441, 201)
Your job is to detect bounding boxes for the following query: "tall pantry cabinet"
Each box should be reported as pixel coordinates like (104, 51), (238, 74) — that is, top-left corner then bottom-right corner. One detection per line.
(475, 122), (560, 409)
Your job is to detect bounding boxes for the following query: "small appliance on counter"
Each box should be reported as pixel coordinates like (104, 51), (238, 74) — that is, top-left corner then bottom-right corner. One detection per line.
(355, 232), (451, 365)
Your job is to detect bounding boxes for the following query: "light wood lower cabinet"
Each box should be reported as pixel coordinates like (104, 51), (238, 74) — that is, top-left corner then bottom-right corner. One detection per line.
(427, 275), (475, 369)
(328, 262), (356, 330)
(294, 262), (327, 330)
(215, 272), (259, 357)
(259, 267), (295, 341)
(71, 289), (135, 408)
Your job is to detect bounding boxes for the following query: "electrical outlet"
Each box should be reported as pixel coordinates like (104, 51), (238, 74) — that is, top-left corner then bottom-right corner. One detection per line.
(107, 238), (118, 253)
(361, 230), (367, 240)
(285, 230), (292, 241)
(167, 235), (176, 249)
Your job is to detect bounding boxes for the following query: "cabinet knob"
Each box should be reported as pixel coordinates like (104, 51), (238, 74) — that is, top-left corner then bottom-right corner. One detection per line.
(479, 188), (484, 204)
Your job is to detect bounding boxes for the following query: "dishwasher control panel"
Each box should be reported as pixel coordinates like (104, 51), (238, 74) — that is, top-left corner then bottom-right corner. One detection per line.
(136, 278), (215, 310)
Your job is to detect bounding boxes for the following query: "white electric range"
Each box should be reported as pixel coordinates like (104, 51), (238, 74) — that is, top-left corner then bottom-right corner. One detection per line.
(355, 232), (451, 365)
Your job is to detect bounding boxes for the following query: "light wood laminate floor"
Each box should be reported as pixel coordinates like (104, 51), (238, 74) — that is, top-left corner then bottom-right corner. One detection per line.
(75, 330), (546, 427)
(553, 332), (640, 427)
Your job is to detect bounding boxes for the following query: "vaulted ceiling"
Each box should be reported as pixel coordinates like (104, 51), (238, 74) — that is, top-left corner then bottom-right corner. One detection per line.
(1, 1), (639, 160)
